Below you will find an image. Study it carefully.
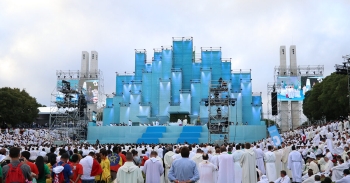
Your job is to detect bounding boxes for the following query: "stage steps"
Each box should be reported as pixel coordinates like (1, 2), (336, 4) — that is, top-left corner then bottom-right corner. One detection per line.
(137, 126), (166, 144)
(177, 126), (203, 144)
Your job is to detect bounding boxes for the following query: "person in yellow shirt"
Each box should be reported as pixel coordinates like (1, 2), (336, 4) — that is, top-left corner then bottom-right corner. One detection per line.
(95, 149), (111, 183)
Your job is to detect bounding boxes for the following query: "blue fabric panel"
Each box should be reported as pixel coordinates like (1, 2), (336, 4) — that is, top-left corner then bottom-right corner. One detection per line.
(231, 74), (241, 93)
(221, 62), (231, 80)
(161, 49), (172, 80)
(146, 126), (167, 133)
(171, 72), (182, 103)
(191, 83), (201, 115)
(135, 53), (146, 80)
(192, 63), (201, 80)
(211, 51), (222, 82)
(142, 73), (152, 104)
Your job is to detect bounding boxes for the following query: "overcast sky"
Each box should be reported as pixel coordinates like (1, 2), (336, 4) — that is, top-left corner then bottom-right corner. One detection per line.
(1, 0), (349, 114)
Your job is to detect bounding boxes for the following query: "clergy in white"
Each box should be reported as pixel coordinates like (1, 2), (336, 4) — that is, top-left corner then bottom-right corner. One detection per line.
(217, 146), (234, 183)
(198, 154), (217, 183)
(116, 152), (144, 183)
(287, 146), (303, 183)
(232, 145), (244, 183)
(240, 143), (257, 183)
(331, 159), (349, 182)
(142, 151), (164, 183)
(264, 145), (277, 181)
(274, 170), (291, 183)
(334, 169), (350, 183)
(274, 146), (283, 177)
(255, 146), (266, 175)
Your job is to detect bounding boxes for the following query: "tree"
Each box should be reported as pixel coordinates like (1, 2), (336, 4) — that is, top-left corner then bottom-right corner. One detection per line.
(303, 73), (348, 121)
(0, 87), (41, 126)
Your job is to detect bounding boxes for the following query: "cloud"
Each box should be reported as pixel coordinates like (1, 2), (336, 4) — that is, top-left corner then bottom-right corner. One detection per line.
(0, 0), (349, 120)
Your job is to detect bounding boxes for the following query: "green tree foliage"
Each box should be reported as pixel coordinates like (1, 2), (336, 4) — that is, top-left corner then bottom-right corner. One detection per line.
(0, 87), (41, 125)
(303, 73), (348, 121)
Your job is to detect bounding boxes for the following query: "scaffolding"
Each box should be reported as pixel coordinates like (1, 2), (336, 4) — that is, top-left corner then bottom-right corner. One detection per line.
(49, 70), (105, 141)
(207, 80), (234, 143)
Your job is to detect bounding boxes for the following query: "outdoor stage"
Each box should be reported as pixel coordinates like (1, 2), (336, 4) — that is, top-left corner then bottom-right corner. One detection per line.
(87, 125), (267, 144)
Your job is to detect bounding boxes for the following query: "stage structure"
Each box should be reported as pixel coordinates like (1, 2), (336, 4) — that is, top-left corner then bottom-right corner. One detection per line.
(266, 46), (324, 131)
(101, 37), (266, 143)
(49, 51), (105, 140)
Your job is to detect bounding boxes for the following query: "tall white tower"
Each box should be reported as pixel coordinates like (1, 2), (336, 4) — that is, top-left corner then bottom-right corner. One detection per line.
(81, 51), (89, 77)
(280, 46), (286, 75)
(290, 45), (297, 76)
(90, 51), (98, 73)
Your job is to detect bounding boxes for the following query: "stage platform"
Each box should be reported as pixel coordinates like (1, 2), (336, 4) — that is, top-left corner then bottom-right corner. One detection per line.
(87, 125), (267, 144)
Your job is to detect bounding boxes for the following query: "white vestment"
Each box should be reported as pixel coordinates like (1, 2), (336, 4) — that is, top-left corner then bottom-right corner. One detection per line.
(164, 151), (175, 183)
(240, 148), (257, 183)
(142, 158), (164, 183)
(191, 153), (203, 168)
(264, 151), (277, 181)
(287, 150), (303, 182)
(209, 154), (220, 183)
(334, 175), (350, 183)
(232, 150), (243, 183)
(198, 160), (217, 183)
(217, 152), (235, 183)
(274, 149), (283, 177)
(331, 163), (349, 181)
(274, 175), (291, 183)
(282, 146), (292, 177)
(116, 162), (144, 183)
(255, 148), (266, 175)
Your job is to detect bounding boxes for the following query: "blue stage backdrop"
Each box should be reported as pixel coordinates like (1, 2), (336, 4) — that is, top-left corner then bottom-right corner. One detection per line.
(90, 37), (267, 143)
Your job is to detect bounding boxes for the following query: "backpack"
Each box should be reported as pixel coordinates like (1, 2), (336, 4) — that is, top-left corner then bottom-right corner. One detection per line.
(5, 162), (26, 183)
(53, 163), (66, 183)
(109, 153), (121, 167)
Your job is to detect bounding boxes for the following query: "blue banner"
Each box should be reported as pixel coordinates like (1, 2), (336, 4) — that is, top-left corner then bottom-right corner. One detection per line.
(268, 125), (283, 147)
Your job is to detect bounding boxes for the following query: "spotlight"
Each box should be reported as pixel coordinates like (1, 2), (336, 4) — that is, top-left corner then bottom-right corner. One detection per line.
(299, 72), (301, 75)
(64, 76), (66, 78)
(205, 101), (209, 107)
(291, 72), (293, 75)
(70, 76), (72, 78)
(277, 72), (279, 74)
(58, 76), (60, 78)
(320, 71), (322, 74)
(306, 71), (308, 74)
(231, 101), (236, 106)
(313, 71), (315, 74)
(284, 72), (286, 75)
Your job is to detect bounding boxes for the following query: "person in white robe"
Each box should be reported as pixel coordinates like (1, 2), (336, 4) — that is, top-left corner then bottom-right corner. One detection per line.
(334, 169), (350, 183)
(274, 170), (290, 183)
(301, 169), (315, 183)
(282, 142), (292, 177)
(142, 151), (164, 183)
(217, 146), (234, 183)
(338, 121), (343, 132)
(303, 153), (319, 175)
(331, 159), (349, 182)
(164, 147), (175, 183)
(323, 157), (333, 175)
(191, 149), (203, 168)
(232, 145), (243, 183)
(258, 175), (269, 183)
(198, 154), (217, 183)
(255, 146), (266, 175)
(240, 143), (257, 183)
(209, 147), (220, 183)
(264, 145), (277, 181)
(287, 146), (303, 183)
(274, 146), (283, 177)
(156, 155), (165, 183)
(116, 152), (144, 183)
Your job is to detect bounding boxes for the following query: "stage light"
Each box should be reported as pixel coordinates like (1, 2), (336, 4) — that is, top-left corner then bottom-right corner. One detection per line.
(320, 71), (322, 74)
(299, 72), (301, 75)
(284, 72), (286, 75)
(205, 101), (209, 107)
(58, 76), (60, 78)
(77, 75), (79, 78)
(277, 72), (279, 74)
(291, 72), (293, 75)
(313, 71), (315, 74)
(231, 101), (236, 106)
(96, 75), (98, 78)
(306, 71), (308, 74)
(64, 76), (66, 78)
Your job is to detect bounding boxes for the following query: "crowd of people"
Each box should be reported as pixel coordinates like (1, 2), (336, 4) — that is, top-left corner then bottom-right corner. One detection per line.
(0, 120), (349, 183)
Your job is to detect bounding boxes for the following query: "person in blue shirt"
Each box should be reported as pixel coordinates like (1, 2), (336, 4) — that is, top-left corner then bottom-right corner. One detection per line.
(168, 147), (199, 183)
(51, 153), (73, 183)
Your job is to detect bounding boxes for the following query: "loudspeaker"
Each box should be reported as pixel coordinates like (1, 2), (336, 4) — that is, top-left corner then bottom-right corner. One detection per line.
(271, 92), (278, 115)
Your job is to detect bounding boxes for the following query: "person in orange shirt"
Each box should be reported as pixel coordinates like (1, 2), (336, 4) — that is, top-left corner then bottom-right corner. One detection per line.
(69, 154), (83, 183)
(21, 151), (39, 179)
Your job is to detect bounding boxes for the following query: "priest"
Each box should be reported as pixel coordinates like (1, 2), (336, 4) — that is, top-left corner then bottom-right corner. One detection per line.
(240, 143), (257, 183)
